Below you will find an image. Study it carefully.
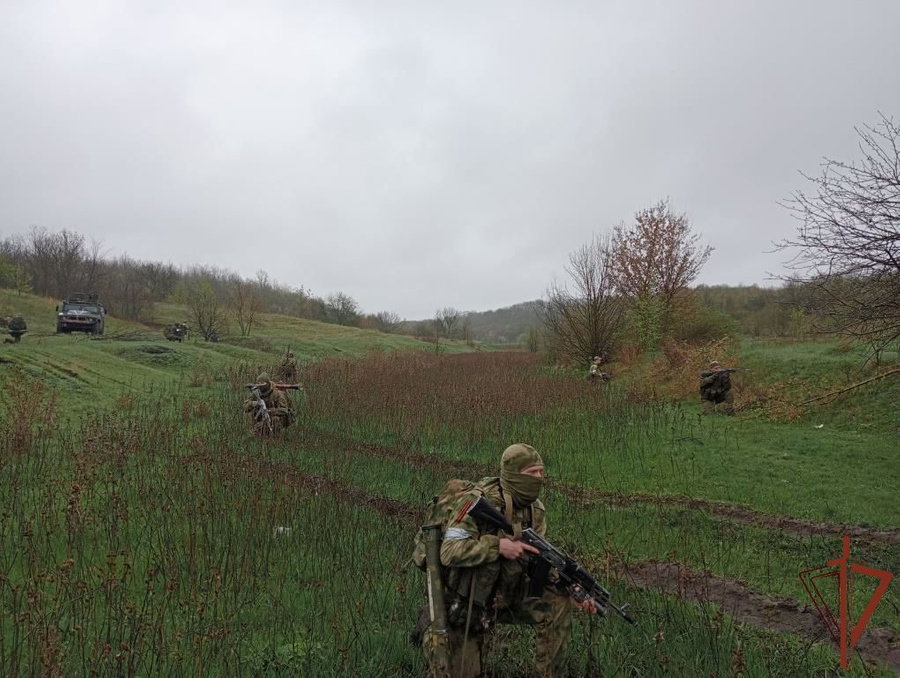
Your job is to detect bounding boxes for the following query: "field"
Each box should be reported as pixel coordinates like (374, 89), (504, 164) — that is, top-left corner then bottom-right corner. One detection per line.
(1, 291), (899, 676)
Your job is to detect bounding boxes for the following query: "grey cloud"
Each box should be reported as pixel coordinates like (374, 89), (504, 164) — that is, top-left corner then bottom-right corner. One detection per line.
(2, 0), (899, 318)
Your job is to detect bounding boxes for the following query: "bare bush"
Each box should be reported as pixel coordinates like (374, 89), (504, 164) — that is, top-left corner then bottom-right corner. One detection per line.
(372, 310), (404, 334)
(186, 278), (228, 341)
(325, 292), (361, 326)
(228, 277), (266, 336)
(541, 235), (625, 363)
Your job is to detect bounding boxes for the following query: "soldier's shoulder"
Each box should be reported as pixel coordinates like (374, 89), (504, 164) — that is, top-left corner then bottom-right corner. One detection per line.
(457, 477), (500, 507)
(532, 498), (546, 513)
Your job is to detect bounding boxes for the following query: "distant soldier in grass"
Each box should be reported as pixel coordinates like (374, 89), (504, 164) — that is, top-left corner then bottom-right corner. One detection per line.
(414, 444), (599, 677)
(4, 316), (27, 344)
(278, 350), (298, 382)
(699, 360), (735, 414)
(244, 372), (294, 435)
(587, 354), (610, 383)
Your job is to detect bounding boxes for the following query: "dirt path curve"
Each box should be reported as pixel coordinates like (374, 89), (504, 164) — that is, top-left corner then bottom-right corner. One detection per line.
(620, 560), (900, 672)
(194, 449), (900, 672)
(298, 426), (900, 547)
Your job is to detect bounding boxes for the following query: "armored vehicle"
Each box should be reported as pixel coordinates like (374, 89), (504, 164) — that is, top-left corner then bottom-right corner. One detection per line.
(164, 323), (189, 342)
(56, 293), (106, 335)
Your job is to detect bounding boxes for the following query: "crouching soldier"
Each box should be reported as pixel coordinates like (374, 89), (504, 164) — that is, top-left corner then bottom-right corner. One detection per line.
(414, 444), (600, 677)
(4, 316), (27, 344)
(699, 360), (735, 414)
(243, 372), (294, 435)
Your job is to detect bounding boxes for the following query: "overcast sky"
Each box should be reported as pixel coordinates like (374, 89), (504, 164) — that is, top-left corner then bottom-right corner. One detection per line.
(1, 1), (898, 318)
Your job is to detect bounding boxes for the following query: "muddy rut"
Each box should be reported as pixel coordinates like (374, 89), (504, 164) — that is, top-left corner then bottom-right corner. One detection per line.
(620, 560), (900, 671)
(190, 449), (900, 671)
(298, 426), (900, 547)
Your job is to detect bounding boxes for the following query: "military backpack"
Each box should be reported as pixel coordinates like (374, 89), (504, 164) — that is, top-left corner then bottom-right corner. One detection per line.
(411, 478), (486, 571)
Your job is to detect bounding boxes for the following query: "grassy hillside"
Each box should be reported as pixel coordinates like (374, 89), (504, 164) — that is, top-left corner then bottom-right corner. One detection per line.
(0, 289), (464, 415)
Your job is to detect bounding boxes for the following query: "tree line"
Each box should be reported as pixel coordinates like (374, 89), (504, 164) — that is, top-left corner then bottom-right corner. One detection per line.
(0, 228), (405, 338)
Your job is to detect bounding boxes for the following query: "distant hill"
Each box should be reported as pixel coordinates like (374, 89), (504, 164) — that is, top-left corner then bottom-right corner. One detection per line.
(462, 300), (542, 343)
(418, 284), (808, 345)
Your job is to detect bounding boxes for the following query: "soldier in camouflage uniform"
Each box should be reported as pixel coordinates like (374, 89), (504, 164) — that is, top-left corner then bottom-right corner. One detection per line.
(4, 316), (27, 344)
(421, 444), (597, 677)
(243, 372), (293, 435)
(587, 355), (610, 383)
(278, 351), (298, 383)
(699, 360), (735, 414)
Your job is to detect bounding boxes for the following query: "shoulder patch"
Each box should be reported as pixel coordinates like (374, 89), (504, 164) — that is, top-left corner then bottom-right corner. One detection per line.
(451, 498), (475, 525)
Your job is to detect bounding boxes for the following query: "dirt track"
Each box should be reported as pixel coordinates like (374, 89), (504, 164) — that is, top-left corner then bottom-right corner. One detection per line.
(298, 426), (900, 547)
(620, 560), (899, 671)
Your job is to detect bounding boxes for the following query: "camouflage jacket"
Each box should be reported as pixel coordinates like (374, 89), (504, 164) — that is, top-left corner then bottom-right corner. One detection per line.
(243, 387), (293, 425)
(699, 370), (731, 396)
(440, 477), (547, 609)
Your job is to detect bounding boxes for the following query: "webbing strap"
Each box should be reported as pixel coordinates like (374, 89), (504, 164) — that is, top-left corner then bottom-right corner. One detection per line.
(503, 492), (522, 540)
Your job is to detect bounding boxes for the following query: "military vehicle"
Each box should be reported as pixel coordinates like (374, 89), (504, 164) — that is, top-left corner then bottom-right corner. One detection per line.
(56, 293), (106, 335)
(164, 323), (189, 342)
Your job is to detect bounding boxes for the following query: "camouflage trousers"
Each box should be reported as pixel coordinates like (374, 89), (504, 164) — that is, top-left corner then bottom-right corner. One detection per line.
(423, 588), (573, 678)
(701, 389), (734, 415)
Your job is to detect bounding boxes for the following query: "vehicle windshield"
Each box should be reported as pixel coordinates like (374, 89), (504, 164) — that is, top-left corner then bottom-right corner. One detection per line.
(63, 303), (101, 313)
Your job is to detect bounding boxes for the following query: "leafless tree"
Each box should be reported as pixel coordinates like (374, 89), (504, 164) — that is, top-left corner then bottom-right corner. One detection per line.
(373, 310), (404, 334)
(186, 278), (228, 341)
(99, 256), (153, 320)
(541, 235), (626, 363)
(462, 317), (474, 346)
(779, 113), (900, 354)
(524, 325), (540, 353)
(436, 306), (462, 339)
(228, 277), (266, 336)
(609, 200), (712, 335)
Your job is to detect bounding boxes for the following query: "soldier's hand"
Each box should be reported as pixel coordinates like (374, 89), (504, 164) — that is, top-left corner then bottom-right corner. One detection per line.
(498, 538), (539, 561)
(575, 598), (601, 614)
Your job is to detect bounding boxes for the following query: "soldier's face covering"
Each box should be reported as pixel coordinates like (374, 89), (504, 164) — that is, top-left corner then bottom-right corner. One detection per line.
(500, 444), (544, 506)
(256, 372), (273, 397)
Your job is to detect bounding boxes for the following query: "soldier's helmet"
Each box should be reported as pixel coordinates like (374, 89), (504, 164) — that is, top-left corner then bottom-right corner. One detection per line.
(287, 352), (294, 358)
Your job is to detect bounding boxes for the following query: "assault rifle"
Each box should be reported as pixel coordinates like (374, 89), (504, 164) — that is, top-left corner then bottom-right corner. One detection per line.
(699, 367), (749, 379)
(245, 384), (273, 434)
(466, 497), (636, 625)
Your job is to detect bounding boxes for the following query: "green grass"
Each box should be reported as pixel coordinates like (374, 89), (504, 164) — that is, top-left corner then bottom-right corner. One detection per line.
(300, 395), (899, 528)
(2, 302), (898, 675)
(1, 393), (891, 676)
